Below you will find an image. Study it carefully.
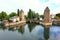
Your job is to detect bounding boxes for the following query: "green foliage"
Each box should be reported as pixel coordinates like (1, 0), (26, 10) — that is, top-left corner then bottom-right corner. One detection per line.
(55, 13), (60, 20)
(56, 13), (60, 17)
(54, 13), (60, 21)
(9, 12), (17, 17)
(17, 9), (19, 16)
(55, 16), (60, 21)
(0, 11), (9, 20)
(27, 9), (39, 20)
(0, 9), (40, 20)
(35, 13), (39, 18)
(28, 23), (36, 32)
(28, 9), (33, 19)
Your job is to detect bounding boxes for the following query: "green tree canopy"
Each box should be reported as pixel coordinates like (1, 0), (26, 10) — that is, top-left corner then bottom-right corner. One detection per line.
(17, 9), (19, 16)
(0, 11), (9, 20)
(27, 9), (39, 20)
(28, 9), (33, 19)
(55, 13), (60, 20)
(9, 12), (17, 17)
(56, 13), (60, 17)
(35, 13), (39, 18)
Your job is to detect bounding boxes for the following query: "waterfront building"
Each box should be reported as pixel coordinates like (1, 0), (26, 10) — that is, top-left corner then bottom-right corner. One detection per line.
(19, 10), (25, 21)
(43, 7), (52, 25)
(44, 7), (50, 23)
(9, 9), (25, 22)
(9, 16), (20, 22)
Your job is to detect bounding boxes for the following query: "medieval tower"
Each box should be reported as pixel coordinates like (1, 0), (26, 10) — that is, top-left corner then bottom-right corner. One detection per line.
(43, 7), (52, 25)
(19, 9), (25, 21)
(44, 7), (50, 23)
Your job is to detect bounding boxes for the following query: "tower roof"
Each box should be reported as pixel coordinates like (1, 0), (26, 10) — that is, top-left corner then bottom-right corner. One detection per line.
(45, 7), (50, 11)
(20, 9), (24, 12)
(19, 9), (24, 14)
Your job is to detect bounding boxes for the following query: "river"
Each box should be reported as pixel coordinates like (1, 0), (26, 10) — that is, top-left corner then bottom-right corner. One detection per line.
(0, 23), (60, 40)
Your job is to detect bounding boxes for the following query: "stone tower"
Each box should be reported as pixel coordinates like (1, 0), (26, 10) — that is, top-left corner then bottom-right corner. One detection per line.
(44, 7), (50, 23)
(19, 10), (25, 21)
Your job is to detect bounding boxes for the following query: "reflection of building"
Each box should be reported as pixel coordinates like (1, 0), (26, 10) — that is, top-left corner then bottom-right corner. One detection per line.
(44, 26), (50, 40)
(7, 24), (25, 34)
(18, 24), (25, 34)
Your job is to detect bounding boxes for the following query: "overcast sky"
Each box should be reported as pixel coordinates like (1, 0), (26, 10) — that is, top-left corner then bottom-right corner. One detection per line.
(0, 0), (60, 15)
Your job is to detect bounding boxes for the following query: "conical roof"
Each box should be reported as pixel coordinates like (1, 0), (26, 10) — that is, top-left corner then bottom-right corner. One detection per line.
(20, 9), (24, 13)
(45, 7), (50, 11)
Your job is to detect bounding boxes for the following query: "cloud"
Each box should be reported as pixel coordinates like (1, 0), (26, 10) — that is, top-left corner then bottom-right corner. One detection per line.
(0, 0), (60, 15)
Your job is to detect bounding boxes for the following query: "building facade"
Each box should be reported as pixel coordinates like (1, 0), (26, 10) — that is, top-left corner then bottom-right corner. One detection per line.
(44, 7), (51, 23)
(19, 10), (25, 21)
(9, 16), (20, 22)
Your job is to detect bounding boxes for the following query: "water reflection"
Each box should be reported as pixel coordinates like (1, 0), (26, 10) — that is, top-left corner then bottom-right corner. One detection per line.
(43, 25), (50, 40)
(0, 23), (36, 34)
(0, 23), (60, 40)
(0, 25), (7, 30)
(28, 23), (36, 32)
(18, 24), (25, 34)
(0, 23), (50, 40)
(8, 24), (26, 34)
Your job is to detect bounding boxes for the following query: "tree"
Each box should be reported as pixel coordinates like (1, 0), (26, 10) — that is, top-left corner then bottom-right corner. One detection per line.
(56, 13), (60, 17)
(17, 9), (19, 16)
(9, 12), (17, 17)
(55, 13), (60, 20)
(0, 11), (9, 20)
(27, 9), (40, 20)
(35, 13), (39, 18)
(28, 9), (33, 19)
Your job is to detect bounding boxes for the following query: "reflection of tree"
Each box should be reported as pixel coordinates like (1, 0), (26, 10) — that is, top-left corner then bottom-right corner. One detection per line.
(28, 23), (36, 32)
(44, 25), (50, 40)
(0, 25), (7, 30)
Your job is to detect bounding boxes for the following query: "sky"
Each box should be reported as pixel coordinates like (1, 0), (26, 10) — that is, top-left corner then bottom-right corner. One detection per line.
(0, 0), (60, 15)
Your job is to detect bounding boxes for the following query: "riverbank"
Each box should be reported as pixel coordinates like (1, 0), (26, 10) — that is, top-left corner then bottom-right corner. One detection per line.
(4, 21), (26, 27)
(1, 19), (60, 27)
(27, 20), (60, 26)
(52, 21), (60, 26)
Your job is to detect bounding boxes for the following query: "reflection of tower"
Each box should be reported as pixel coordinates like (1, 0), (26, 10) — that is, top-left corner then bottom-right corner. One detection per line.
(19, 10), (25, 21)
(44, 26), (50, 40)
(44, 7), (50, 23)
(18, 24), (25, 34)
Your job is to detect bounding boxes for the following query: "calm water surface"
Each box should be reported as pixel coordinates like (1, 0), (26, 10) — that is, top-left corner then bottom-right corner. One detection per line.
(0, 23), (60, 40)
